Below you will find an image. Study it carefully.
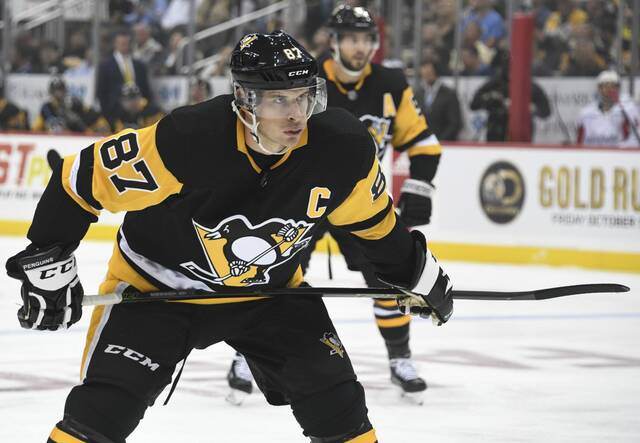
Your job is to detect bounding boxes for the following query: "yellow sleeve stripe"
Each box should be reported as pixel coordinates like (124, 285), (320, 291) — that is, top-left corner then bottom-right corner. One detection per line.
(376, 316), (411, 328)
(407, 142), (442, 157)
(49, 427), (86, 443)
(61, 154), (101, 216)
(391, 86), (428, 148)
(374, 299), (399, 308)
(328, 159), (389, 227)
(346, 428), (378, 443)
(350, 206), (396, 240)
(92, 125), (183, 212)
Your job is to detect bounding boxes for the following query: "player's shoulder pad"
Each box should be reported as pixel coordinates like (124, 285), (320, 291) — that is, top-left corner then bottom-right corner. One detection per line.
(370, 63), (409, 91)
(308, 107), (376, 179)
(168, 94), (235, 135)
(310, 106), (372, 141)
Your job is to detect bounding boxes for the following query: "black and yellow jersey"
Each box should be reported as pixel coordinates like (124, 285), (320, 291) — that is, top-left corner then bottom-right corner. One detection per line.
(0, 98), (29, 131)
(32, 98), (111, 134)
(27, 94), (416, 302)
(319, 56), (441, 181)
(112, 98), (164, 132)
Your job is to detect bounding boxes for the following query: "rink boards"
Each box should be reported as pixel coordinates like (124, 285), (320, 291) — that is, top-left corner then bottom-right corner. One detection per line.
(0, 133), (638, 272)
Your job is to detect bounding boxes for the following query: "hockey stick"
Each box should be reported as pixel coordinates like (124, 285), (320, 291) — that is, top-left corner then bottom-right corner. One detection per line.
(553, 93), (572, 145)
(618, 102), (640, 144)
(82, 283), (629, 306)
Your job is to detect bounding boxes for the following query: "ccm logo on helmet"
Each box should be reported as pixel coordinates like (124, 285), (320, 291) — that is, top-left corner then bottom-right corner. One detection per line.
(288, 69), (309, 77)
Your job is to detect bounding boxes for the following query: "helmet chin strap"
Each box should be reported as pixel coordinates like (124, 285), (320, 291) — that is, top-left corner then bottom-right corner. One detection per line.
(232, 100), (289, 155)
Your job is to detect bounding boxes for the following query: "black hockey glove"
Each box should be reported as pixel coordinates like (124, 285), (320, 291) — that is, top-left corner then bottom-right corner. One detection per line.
(379, 231), (452, 325)
(397, 179), (434, 226)
(5, 244), (83, 331)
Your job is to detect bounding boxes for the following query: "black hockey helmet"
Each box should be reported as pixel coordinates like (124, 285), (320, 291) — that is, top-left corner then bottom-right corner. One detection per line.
(48, 76), (67, 94)
(121, 82), (142, 99)
(328, 5), (377, 36)
(230, 30), (318, 90)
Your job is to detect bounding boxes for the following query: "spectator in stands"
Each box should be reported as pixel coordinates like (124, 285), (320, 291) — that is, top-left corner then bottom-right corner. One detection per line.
(461, 0), (506, 49)
(470, 50), (551, 141)
(576, 70), (640, 147)
(309, 27), (331, 57)
(112, 83), (164, 132)
(33, 41), (65, 75)
(133, 22), (164, 74)
(560, 37), (606, 76)
(530, 0), (552, 29)
(544, 0), (588, 41)
(188, 78), (212, 105)
(423, 22), (452, 73)
(63, 30), (90, 73)
(11, 32), (37, 73)
(432, 0), (456, 51)
(63, 29), (89, 60)
(197, 0), (231, 29)
(462, 20), (496, 67)
(124, 0), (157, 26)
(584, 0), (617, 45)
(32, 76), (110, 134)
(161, 0), (192, 31)
(109, 0), (135, 26)
(459, 45), (491, 76)
(414, 60), (462, 141)
(97, 29), (153, 123)
(0, 82), (30, 131)
(162, 27), (184, 74)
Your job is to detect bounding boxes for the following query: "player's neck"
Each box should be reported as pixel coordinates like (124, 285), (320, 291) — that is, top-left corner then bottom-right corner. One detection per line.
(244, 126), (288, 156)
(335, 64), (365, 85)
(600, 102), (614, 113)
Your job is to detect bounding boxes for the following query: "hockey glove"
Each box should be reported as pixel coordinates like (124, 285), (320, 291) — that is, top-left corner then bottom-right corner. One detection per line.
(379, 230), (452, 325)
(5, 244), (83, 331)
(397, 179), (434, 226)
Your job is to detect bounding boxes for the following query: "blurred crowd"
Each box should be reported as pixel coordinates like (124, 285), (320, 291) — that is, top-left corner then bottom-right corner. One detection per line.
(7, 1), (637, 78)
(0, 0), (638, 145)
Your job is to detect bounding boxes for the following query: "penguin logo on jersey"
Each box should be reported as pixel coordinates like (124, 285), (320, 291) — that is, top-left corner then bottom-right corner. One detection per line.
(320, 332), (345, 358)
(360, 114), (392, 159)
(180, 215), (313, 287)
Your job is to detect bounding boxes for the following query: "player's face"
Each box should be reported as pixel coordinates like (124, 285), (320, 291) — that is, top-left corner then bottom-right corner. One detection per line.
(337, 31), (376, 72)
(254, 88), (311, 153)
(51, 88), (66, 102)
(122, 97), (140, 113)
(598, 83), (619, 105)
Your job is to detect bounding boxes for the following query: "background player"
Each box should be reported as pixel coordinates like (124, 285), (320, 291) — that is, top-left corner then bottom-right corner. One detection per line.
(5, 31), (452, 443)
(227, 5), (443, 405)
(576, 70), (640, 147)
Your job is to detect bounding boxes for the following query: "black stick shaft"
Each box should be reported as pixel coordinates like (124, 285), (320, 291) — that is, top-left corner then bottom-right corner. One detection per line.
(83, 283), (629, 306)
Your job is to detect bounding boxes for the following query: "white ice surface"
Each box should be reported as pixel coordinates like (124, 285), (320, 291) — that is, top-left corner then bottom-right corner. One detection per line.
(1, 236), (639, 442)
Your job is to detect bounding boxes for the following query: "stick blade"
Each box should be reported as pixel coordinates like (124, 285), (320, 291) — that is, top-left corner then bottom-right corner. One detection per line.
(532, 283), (630, 300)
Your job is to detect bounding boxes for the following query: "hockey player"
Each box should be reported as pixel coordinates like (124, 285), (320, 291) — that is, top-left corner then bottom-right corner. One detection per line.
(228, 5), (444, 404)
(576, 70), (640, 148)
(111, 83), (164, 132)
(0, 82), (30, 130)
(5, 31), (452, 443)
(33, 76), (111, 134)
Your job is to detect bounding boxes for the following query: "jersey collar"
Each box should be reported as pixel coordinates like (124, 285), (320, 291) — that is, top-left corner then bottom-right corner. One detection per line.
(235, 117), (308, 173)
(322, 58), (372, 96)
